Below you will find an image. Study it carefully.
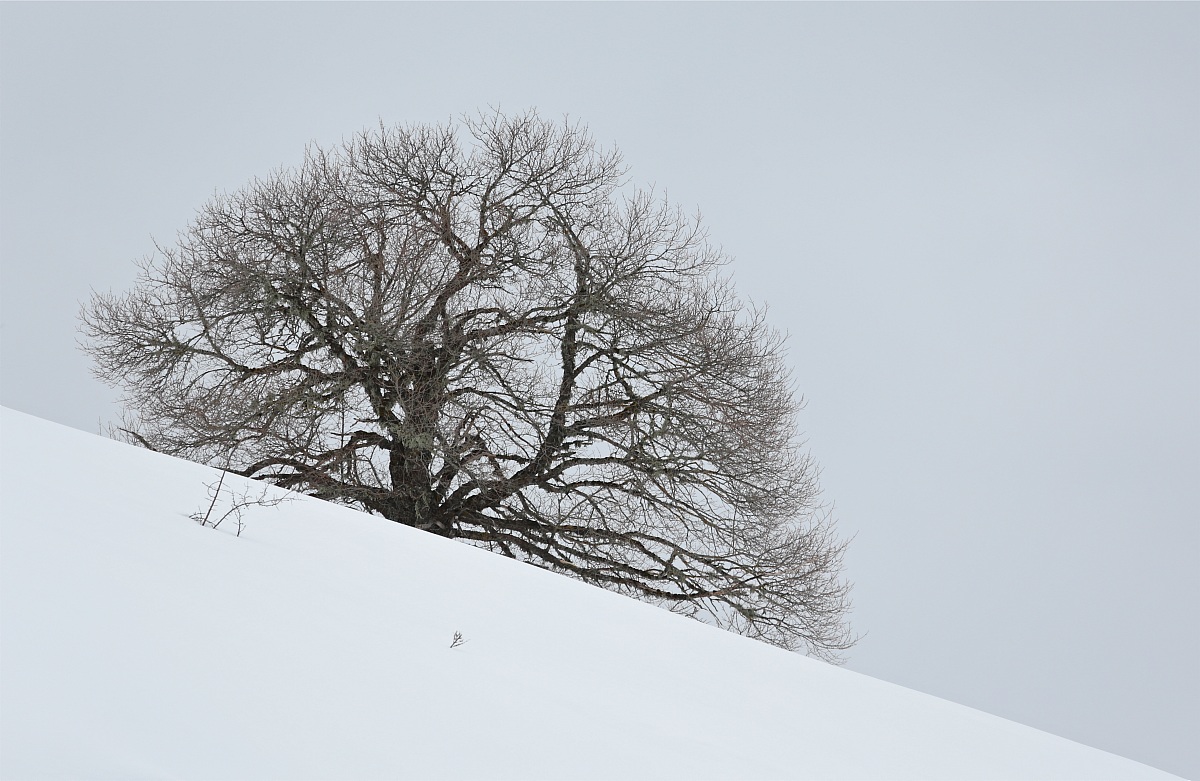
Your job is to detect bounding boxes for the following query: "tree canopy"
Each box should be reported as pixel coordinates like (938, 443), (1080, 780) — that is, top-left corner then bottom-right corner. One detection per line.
(83, 111), (854, 659)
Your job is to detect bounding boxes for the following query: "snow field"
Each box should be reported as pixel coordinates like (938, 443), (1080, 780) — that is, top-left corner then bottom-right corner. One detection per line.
(0, 408), (1179, 780)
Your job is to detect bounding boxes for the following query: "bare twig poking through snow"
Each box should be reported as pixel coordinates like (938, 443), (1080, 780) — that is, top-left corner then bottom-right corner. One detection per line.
(191, 471), (293, 537)
(450, 631), (467, 649)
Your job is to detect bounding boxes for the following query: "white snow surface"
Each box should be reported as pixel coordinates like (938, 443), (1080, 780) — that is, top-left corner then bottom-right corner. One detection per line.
(0, 407), (1179, 780)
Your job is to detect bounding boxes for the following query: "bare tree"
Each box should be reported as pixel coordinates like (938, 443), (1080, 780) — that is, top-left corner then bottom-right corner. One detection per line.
(82, 110), (854, 659)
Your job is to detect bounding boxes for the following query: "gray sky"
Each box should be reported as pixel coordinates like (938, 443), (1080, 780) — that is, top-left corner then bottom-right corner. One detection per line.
(2, 3), (1196, 777)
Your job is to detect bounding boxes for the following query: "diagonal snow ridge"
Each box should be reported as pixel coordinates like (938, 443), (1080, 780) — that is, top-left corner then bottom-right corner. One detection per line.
(0, 407), (1180, 780)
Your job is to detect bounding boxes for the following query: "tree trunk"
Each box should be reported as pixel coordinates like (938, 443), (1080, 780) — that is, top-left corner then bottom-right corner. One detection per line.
(389, 344), (446, 532)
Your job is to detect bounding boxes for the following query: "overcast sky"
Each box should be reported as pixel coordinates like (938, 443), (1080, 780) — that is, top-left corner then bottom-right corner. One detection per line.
(1, 4), (1196, 778)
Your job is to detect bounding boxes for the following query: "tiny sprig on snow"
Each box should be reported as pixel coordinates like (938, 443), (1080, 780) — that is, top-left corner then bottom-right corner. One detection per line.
(450, 631), (468, 649)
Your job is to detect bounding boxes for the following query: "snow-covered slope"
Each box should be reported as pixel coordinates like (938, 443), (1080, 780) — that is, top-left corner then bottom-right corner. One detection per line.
(0, 407), (1178, 780)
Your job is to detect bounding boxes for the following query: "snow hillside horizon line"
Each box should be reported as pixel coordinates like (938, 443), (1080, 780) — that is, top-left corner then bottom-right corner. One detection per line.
(0, 407), (1180, 780)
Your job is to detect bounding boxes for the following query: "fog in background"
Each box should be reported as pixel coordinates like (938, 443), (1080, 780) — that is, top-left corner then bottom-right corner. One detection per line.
(1, 4), (1196, 778)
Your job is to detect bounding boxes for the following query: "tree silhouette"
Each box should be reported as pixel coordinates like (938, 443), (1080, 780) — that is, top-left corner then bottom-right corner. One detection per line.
(82, 111), (854, 659)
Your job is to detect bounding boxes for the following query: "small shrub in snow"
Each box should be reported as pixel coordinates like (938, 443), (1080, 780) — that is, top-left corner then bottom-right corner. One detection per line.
(190, 469), (292, 537)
